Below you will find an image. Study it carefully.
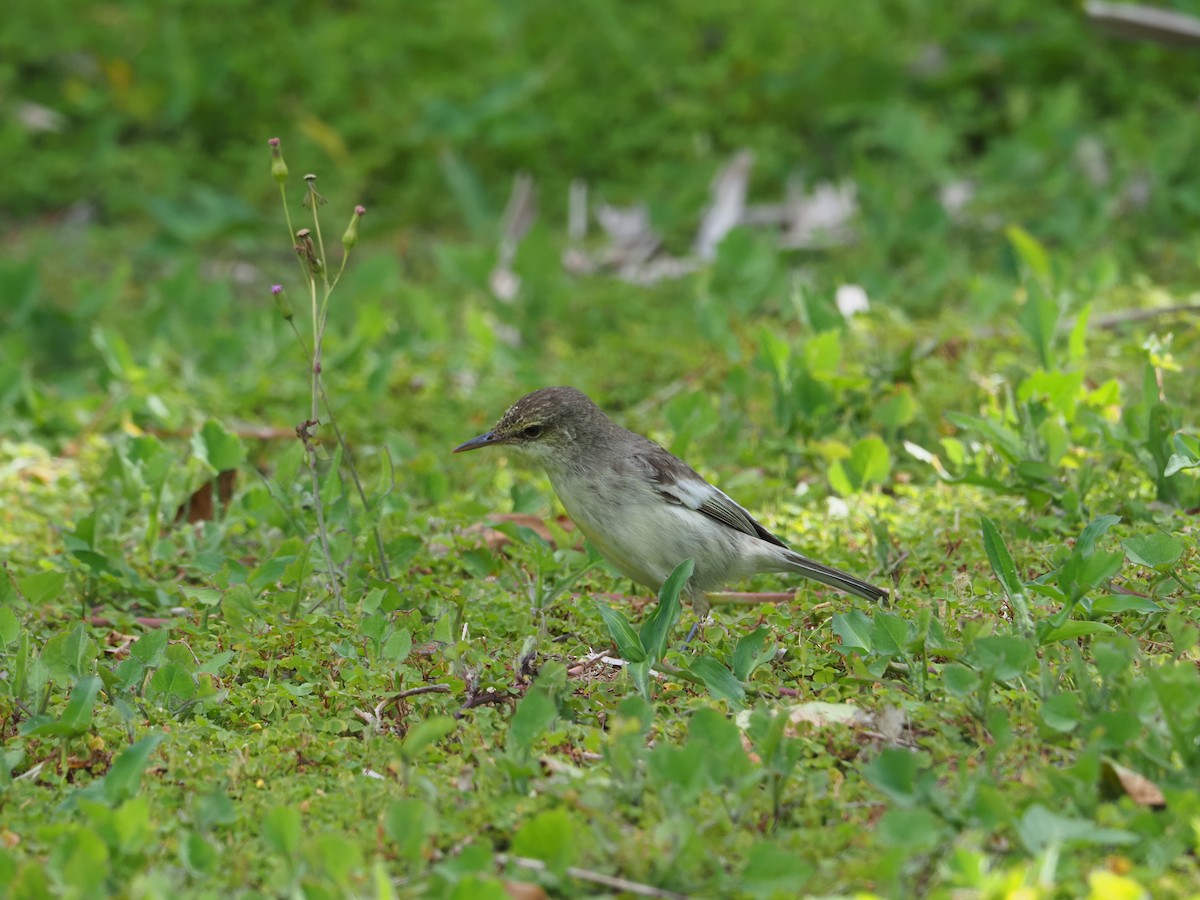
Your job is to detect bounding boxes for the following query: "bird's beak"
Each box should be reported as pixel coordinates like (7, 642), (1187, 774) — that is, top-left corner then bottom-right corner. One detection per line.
(453, 431), (501, 453)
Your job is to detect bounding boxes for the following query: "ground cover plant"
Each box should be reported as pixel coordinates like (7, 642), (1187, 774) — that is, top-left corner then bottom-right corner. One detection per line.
(2, 1), (1200, 897)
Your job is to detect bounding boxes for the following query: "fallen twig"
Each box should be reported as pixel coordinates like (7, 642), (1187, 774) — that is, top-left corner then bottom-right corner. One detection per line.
(497, 854), (690, 900)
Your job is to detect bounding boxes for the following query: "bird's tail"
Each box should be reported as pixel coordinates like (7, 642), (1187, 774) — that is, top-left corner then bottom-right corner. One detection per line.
(781, 549), (889, 603)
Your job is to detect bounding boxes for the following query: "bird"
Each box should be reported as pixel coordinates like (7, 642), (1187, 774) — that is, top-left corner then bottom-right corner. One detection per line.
(454, 386), (888, 632)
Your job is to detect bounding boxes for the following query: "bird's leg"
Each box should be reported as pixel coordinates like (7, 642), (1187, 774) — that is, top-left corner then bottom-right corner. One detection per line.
(682, 593), (711, 646)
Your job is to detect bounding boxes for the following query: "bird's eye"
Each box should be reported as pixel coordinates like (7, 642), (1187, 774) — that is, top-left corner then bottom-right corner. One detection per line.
(521, 424), (543, 439)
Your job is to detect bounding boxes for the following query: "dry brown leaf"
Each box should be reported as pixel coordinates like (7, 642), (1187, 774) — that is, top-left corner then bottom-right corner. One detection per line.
(1100, 759), (1166, 809)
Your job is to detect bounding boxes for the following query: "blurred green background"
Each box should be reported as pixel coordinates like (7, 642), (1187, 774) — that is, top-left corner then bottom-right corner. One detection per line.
(4, 2), (1200, 896)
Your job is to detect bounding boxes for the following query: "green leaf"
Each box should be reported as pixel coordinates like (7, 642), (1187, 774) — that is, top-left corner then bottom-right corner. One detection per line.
(594, 603), (646, 662)
(1015, 804), (1137, 854)
(42, 623), (99, 682)
(179, 586), (221, 608)
(104, 733), (168, 805)
(870, 612), (910, 656)
(511, 808), (577, 880)
(507, 690), (556, 754)
(941, 664), (979, 697)
(1041, 693), (1080, 733)
(832, 610), (873, 651)
(639, 558), (690, 662)
(878, 807), (943, 850)
(1040, 620), (1116, 644)
(688, 656), (745, 708)
(262, 805), (302, 857)
(1077, 514), (1122, 555)
(980, 517), (1024, 603)
(1091, 595), (1161, 616)
(0, 607), (20, 646)
(59, 675), (102, 734)
(732, 626), (776, 681)
(24, 675), (101, 737)
(1123, 532), (1184, 569)
(971, 636), (1035, 682)
(196, 418), (247, 472)
(863, 747), (928, 807)
(829, 436), (891, 495)
(16, 571), (67, 605)
(382, 628), (413, 663)
(1006, 224), (1051, 283)
(400, 716), (456, 760)
(384, 798), (435, 862)
(148, 662), (196, 702)
(129, 630), (169, 667)
(740, 841), (814, 897)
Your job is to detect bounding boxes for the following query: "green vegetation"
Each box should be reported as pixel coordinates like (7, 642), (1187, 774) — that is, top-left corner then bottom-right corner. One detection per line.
(3, 0), (1200, 897)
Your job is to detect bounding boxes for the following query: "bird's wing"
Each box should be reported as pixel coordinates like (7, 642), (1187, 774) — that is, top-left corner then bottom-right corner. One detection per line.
(634, 450), (788, 549)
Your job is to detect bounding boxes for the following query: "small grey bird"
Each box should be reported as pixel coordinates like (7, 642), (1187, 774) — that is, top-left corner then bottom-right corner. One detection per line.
(454, 387), (888, 625)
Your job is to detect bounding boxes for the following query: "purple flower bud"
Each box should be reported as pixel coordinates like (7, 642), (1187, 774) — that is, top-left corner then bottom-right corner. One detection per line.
(271, 284), (293, 320)
(342, 206), (364, 250)
(268, 138), (288, 183)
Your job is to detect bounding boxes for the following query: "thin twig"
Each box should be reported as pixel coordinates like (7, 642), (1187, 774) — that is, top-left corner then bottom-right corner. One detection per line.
(497, 854), (690, 900)
(1084, 303), (1200, 330)
(392, 684), (452, 702)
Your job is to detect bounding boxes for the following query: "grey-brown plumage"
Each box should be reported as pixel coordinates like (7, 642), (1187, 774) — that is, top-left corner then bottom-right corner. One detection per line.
(455, 386), (889, 619)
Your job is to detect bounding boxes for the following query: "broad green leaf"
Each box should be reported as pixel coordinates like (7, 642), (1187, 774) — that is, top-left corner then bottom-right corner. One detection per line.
(832, 610), (873, 651)
(1041, 693), (1080, 733)
(196, 418), (247, 472)
(829, 436), (891, 495)
(262, 805), (302, 857)
(511, 808), (577, 879)
(196, 650), (234, 675)
(59, 675), (102, 734)
(594, 603), (646, 663)
(382, 628), (413, 663)
(1091, 595), (1161, 616)
(688, 656), (745, 708)
(1077, 515), (1121, 556)
(42, 624), (100, 683)
(971, 635), (1035, 682)
(507, 690), (556, 754)
(863, 747), (928, 807)
(179, 586), (221, 608)
(17, 571), (67, 605)
(0, 607), (20, 645)
(732, 626), (776, 681)
(1040, 620), (1116, 644)
(870, 612), (910, 656)
(878, 807), (943, 851)
(639, 558), (690, 662)
(1122, 532), (1184, 568)
(942, 664), (979, 697)
(740, 841), (814, 897)
(400, 716), (456, 760)
(149, 662), (196, 701)
(1015, 804), (1136, 854)
(385, 798), (435, 862)
(104, 733), (168, 805)
(23, 675), (102, 737)
(129, 630), (169, 667)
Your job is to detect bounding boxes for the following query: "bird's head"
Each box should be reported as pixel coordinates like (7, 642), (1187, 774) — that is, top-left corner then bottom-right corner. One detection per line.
(453, 386), (602, 464)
